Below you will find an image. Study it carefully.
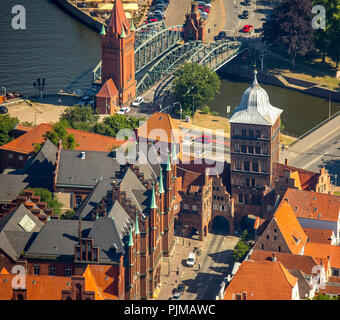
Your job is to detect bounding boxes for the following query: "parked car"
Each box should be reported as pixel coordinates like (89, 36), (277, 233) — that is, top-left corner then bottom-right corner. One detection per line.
(244, 0), (251, 5)
(172, 291), (182, 300)
(195, 135), (213, 144)
(131, 96), (144, 107)
(214, 31), (227, 41)
(242, 24), (253, 33)
(0, 105), (8, 114)
(186, 252), (196, 267)
(117, 107), (131, 114)
(242, 10), (249, 19)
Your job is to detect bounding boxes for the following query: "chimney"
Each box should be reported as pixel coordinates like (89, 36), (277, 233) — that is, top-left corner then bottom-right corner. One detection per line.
(272, 252), (277, 262)
(80, 152), (86, 160)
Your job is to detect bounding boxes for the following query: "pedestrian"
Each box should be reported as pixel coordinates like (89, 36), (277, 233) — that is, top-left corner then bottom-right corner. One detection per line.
(58, 97), (62, 105)
(198, 263), (201, 270)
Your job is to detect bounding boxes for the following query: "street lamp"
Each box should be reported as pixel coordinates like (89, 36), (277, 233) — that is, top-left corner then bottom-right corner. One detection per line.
(33, 78), (46, 100)
(173, 102), (182, 123)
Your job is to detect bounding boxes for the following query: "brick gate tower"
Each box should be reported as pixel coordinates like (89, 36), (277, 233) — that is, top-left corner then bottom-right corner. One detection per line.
(96, 0), (136, 114)
(229, 70), (283, 225)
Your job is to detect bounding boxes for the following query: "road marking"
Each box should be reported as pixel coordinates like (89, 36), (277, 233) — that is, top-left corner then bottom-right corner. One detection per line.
(302, 152), (328, 170)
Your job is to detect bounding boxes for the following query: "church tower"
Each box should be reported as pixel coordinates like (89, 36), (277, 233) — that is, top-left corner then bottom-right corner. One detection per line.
(96, 0), (136, 113)
(229, 71), (283, 224)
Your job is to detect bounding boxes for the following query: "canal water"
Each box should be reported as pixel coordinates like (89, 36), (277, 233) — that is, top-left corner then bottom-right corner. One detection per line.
(0, 0), (339, 136)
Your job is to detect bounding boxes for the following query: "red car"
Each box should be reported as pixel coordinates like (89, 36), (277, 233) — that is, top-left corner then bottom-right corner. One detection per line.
(202, 7), (210, 13)
(242, 25), (253, 33)
(195, 135), (213, 144)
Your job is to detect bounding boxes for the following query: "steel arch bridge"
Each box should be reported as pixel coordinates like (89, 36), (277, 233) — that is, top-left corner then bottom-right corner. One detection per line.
(136, 40), (245, 96)
(92, 23), (183, 84)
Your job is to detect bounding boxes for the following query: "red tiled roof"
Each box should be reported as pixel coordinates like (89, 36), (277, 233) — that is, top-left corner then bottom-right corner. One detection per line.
(273, 162), (320, 190)
(304, 242), (340, 269)
(0, 274), (71, 300)
(0, 123), (125, 155)
(15, 124), (34, 132)
(107, 0), (131, 36)
(96, 78), (118, 99)
(303, 228), (334, 244)
(273, 201), (308, 255)
(283, 188), (340, 222)
(137, 112), (182, 144)
(318, 285), (340, 296)
(223, 260), (298, 300)
(249, 250), (321, 275)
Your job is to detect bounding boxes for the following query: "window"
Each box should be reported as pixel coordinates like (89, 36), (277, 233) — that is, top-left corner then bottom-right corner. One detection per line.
(48, 265), (56, 276)
(192, 205), (197, 211)
(263, 130), (268, 138)
(256, 130), (261, 138)
(248, 145), (254, 154)
(257, 196), (262, 205)
(266, 235), (270, 240)
(278, 246), (281, 252)
(241, 145), (247, 153)
(65, 266), (72, 277)
(244, 194), (249, 204)
(242, 128), (247, 137)
(333, 270), (339, 277)
(8, 153), (13, 159)
(252, 162), (258, 172)
(238, 193), (243, 203)
(251, 179), (255, 187)
(255, 146), (261, 154)
(244, 162), (250, 171)
(18, 155), (24, 161)
(261, 161), (268, 173)
(249, 129), (254, 137)
(33, 265), (40, 275)
(263, 144), (268, 155)
(274, 236), (277, 241)
(236, 160), (242, 170)
(183, 203), (189, 210)
(235, 143), (240, 152)
(75, 195), (82, 207)
(246, 178), (250, 187)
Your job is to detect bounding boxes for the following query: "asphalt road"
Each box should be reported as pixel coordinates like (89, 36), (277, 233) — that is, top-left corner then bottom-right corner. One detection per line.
(222, 0), (271, 38)
(288, 131), (340, 185)
(181, 233), (239, 300)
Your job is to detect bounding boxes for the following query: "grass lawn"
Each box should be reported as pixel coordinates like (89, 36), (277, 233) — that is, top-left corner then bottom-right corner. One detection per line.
(263, 48), (340, 91)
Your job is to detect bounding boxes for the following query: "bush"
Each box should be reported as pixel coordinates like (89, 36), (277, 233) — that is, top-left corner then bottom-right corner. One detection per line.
(232, 239), (250, 262)
(201, 105), (210, 114)
(211, 111), (219, 116)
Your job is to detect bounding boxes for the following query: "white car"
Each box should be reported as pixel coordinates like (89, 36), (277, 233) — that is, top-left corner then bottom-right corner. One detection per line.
(117, 107), (131, 114)
(186, 252), (196, 267)
(131, 96), (144, 107)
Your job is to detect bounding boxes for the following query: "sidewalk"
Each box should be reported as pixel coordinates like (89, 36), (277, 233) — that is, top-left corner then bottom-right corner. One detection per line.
(156, 236), (210, 300)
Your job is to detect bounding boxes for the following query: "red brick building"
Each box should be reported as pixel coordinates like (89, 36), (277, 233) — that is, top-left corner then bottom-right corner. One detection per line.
(229, 71), (283, 225)
(96, 0), (136, 113)
(183, 3), (205, 42)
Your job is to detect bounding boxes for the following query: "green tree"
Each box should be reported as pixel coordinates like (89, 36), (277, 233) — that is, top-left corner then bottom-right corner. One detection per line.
(201, 105), (211, 115)
(262, 0), (315, 68)
(232, 239), (250, 262)
(93, 114), (143, 138)
(62, 209), (75, 220)
(312, 0), (340, 65)
(312, 293), (339, 300)
(60, 105), (99, 132)
(22, 188), (63, 215)
(172, 63), (220, 116)
(0, 114), (19, 146)
(39, 120), (77, 150)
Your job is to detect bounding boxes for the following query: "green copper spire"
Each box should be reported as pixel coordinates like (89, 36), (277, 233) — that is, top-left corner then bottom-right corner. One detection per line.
(159, 166), (165, 194)
(128, 227), (134, 247)
(135, 214), (140, 235)
(120, 27), (126, 38)
(150, 184), (157, 209)
(100, 24), (106, 36)
(172, 143), (177, 161)
(166, 153), (171, 171)
(96, 213), (99, 220)
(130, 20), (135, 32)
